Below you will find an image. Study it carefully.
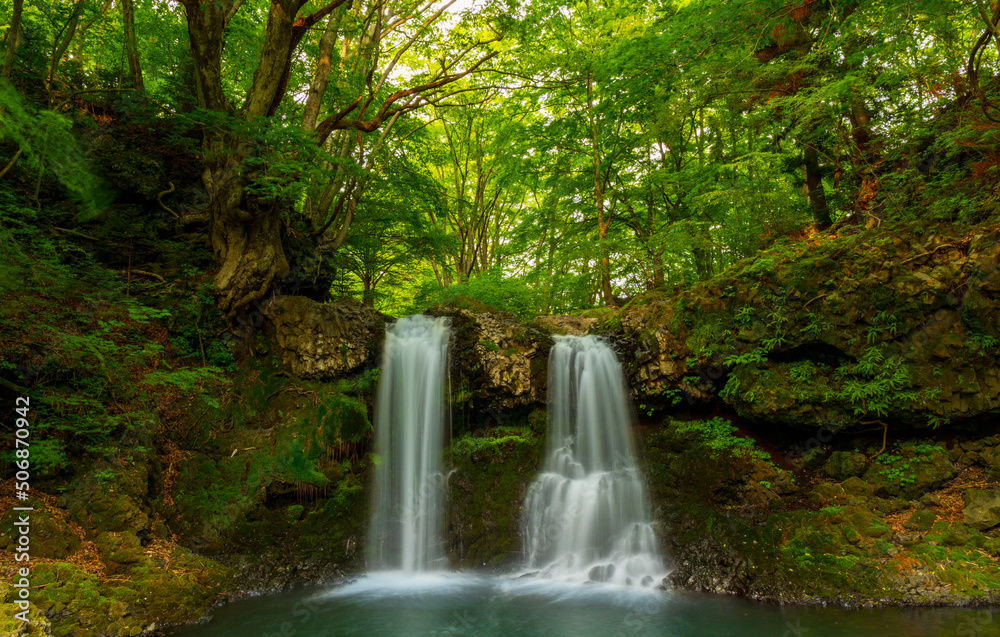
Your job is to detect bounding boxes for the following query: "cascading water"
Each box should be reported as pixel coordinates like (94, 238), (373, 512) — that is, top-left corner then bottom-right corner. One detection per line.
(367, 314), (451, 572)
(522, 335), (664, 586)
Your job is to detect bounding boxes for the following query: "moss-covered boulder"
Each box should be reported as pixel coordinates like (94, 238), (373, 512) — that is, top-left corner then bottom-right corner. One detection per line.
(95, 531), (145, 574)
(825, 451), (870, 481)
(863, 444), (957, 499)
(0, 501), (80, 559)
(0, 580), (49, 637)
(65, 454), (154, 536)
(842, 476), (875, 498)
(963, 489), (1000, 531)
(25, 545), (233, 637)
(904, 509), (938, 531)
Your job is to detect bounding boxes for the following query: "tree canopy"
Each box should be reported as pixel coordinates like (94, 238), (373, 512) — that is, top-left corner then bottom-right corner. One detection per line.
(2, 0), (1000, 316)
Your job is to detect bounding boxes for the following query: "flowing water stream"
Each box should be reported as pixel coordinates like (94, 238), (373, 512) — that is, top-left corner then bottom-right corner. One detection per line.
(522, 335), (663, 585)
(366, 314), (451, 572)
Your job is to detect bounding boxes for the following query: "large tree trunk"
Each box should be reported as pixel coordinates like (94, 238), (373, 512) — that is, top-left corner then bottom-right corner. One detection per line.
(121, 0), (144, 91)
(182, 0), (297, 316)
(178, 0), (481, 316)
(203, 156), (290, 316)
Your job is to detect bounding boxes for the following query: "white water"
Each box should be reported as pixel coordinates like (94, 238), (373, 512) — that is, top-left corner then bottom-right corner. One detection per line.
(367, 315), (451, 572)
(522, 335), (664, 587)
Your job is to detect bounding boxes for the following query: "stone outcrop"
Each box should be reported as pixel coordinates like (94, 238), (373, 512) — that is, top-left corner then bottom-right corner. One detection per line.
(964, 489), (1000, 530)
(596, 225), (1000, 429)
(428, 307), (554, 413)
(264, 298), (557, 413)
(265, 296), (387, 379)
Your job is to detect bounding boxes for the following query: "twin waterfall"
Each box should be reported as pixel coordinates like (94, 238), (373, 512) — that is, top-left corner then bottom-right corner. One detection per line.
(368, 317), (662, 586)
(367, 315), (451, 572)
(523, 336), (663, 586)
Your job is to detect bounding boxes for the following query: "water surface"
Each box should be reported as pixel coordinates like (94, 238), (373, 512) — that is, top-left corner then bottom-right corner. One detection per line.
(167, 573), (994, 637)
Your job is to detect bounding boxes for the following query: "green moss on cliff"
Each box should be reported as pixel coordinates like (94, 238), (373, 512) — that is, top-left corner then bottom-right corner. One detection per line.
(445, 418), (545, 568)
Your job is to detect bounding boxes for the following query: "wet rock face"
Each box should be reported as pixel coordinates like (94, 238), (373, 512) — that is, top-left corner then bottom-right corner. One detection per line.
(265, 296), (387, 379)
(265, 299), (557, 413)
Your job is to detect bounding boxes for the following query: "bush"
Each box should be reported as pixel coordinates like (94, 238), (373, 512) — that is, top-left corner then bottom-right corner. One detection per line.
(673, 417), (772, 463)
(411, 271), (538, 320)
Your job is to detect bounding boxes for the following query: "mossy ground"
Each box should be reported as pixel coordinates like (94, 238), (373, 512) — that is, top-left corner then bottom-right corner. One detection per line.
(640, 418), (1000, 604)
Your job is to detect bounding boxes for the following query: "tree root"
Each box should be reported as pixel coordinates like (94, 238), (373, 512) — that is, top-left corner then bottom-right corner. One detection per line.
(157, 181), (178, 218)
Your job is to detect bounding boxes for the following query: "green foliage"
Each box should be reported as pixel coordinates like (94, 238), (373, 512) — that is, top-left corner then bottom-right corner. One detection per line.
(320, 394), (371, 444)
(273, 438), (329, 487)
(143, 368), (230, 408)
(827, 347), (916, 418)
(673, 417), (771, 464)
(0, 80), (112, 216)
(450, 426), (534, 458)
(873, 453), (917, 490)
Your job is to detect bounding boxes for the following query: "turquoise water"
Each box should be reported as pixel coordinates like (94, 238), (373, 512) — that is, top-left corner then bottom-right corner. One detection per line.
(166, 573), (995, 637)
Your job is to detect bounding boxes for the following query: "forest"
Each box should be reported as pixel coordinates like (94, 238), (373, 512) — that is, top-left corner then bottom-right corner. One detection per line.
(2, 0), (1000, 635)
(3, 0), (997, 316)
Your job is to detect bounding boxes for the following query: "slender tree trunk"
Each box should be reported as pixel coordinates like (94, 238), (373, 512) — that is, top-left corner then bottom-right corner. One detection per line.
(302, 12), (341, 132)
(46, 0), (85, 97)
(587, 71), (614, 306)
(803, 142), (832, 228)
(849, 96), (878, 216)
(2, 0), (24, 80)
(651, 253), (664, 289)
(121, 0), (144, 90)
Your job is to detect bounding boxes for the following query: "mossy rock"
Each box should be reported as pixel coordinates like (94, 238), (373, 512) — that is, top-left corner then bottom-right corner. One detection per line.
(95, 531), (144, 574)
(875, 497), (912, 514)
(0, 503), (80, 559)
(445, 428), (545, 568)
(66, 457), (153, 536)
(172, 450), (270, 545)
(30, 547), (233, 637)
(808, 483), (847, 505)
(824, 451), (870, 481)
(0, 580), (49, 636)
(963, 488), (1000, 531)
(864, 445), (956, 500)
(841, 476), (874, 498)
(903, 509), (938, 531)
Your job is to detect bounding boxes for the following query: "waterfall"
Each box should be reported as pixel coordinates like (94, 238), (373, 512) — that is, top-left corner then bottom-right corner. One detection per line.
(367, 314), (451, 572)
(522, 335), (663, 586)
